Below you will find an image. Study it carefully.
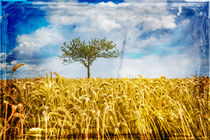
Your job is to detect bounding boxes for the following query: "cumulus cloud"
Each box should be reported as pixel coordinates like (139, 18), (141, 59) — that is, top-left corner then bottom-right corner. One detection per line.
(46, 1), (177, 57)
(14, 26), (63, 55)
(47, 2), (176, 33)
(120, 54), (200, 78)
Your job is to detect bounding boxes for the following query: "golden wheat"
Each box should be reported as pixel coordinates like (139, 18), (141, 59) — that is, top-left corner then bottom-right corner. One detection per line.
(12, 63), (24, 73)
(10, 63), (25, 79)
(1, 73), (209, 139)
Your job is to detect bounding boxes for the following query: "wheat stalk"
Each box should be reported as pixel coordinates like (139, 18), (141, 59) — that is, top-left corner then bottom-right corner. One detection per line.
(11, 63), (24, 79)
(3, 72), (209, 139)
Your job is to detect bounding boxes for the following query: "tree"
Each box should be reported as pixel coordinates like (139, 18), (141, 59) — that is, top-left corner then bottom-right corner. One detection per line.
(59, 38), (120, 78)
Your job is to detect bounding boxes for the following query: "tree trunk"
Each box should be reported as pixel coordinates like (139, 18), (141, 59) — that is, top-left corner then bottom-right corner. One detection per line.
(87, 64), (90, 78)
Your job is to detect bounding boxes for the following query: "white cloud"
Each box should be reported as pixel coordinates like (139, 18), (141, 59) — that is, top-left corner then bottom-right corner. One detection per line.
(74, 14), (121, 33)
(12, 57), (119, 78)
(126, 0), (209, 2)
(125, 0), (166, 3)
(14, 26), (63, 55)
(46, 1), (177, 58)
(98, 1), (119, 7)
(0, 63), (7, 70)
(120, 54), (200, 78)
(47, 2), (176, 34)
(140, 15), (176, 31)
(0, 63), (14, 75)
(10, 51), (200, 79)
(12, 50), (196, 79)
(124, 32), (174, 55)
(185, 0), (210, 2)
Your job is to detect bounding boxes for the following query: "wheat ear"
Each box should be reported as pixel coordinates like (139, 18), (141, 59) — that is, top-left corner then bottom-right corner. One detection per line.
(11, 63), (24, 79)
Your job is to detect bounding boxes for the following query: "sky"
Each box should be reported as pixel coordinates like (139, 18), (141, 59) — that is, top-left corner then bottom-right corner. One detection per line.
(0, 0), (209, 79)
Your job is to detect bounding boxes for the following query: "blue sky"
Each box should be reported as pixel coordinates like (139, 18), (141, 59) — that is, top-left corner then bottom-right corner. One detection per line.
(0, 0), (209, 79)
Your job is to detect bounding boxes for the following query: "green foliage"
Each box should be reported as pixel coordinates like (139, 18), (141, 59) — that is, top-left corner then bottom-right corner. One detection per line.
(59, 38), (120, 78)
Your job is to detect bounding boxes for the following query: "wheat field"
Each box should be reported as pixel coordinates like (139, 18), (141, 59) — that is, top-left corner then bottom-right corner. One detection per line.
(0, 72), (209, 139)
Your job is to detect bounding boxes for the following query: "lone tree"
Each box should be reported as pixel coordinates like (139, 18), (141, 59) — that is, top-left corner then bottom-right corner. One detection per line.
(59, 38), (120, 78)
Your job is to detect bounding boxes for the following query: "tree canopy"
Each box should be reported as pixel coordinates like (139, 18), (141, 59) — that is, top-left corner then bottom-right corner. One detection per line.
(59, 38), (120, 78)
